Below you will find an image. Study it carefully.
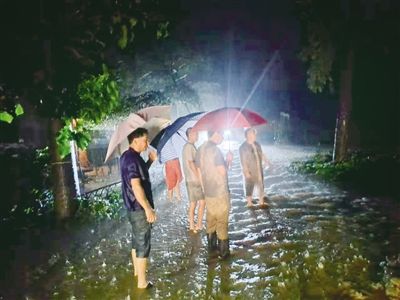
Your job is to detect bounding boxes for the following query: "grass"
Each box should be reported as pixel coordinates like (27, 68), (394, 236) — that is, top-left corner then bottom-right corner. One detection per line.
(290, 151), (400, 198)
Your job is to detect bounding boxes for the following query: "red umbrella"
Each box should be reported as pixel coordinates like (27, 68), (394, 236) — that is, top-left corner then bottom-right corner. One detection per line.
(192, 107), (267, 132)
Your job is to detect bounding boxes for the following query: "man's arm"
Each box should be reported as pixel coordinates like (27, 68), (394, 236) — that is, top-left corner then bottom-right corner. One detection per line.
(258, 144), (271, 168)
(194, 147), (204, 190)
(196, 166), (205, 191)
(146, 150), (157, 169)
(262, 153), (271, 168)
(130, 178), (156, 223)
(188, 160), (200, 180)
(216, 165), (227, 177)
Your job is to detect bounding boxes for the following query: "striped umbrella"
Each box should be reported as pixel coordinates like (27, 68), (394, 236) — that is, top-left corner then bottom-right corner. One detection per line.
(151, 112), (205, 163)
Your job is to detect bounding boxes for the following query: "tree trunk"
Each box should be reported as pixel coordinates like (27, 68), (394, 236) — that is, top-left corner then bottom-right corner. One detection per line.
(42, 39), (77, 219)
(49, 118), (77, 220)
(333, 50), (354, 162)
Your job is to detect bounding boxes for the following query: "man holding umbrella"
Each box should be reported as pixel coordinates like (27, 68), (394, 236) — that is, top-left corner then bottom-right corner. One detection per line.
(195, 130), (233, 259)
(192, 107), (267, 258)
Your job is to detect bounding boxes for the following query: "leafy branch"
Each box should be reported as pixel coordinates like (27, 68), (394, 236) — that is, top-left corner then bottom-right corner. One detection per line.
(56, 66), (120, 158)
(0, 103), (24, 124)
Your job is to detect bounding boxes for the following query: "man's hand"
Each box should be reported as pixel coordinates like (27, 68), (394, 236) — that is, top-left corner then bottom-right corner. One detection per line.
(145, 208), (156, 223)
(244, 171), (251, 178)
(148, 150), (158, 162)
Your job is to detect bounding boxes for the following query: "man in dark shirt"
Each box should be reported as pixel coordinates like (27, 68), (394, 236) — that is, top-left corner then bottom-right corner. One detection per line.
(120, 127), (157, 289)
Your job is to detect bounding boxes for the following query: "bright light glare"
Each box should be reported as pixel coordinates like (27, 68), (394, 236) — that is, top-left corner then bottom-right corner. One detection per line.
(196, 131), (208, 147)
(220, 139), (239, 151)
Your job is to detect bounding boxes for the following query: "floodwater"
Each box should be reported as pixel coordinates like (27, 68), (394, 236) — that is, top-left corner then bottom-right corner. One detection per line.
(2, 145), (400, 299)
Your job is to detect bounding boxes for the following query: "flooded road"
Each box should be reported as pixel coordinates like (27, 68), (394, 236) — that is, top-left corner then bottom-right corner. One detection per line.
(4, 145), (400, 299)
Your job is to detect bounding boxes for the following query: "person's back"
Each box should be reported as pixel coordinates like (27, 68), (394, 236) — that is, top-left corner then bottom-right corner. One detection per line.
(196, 131), (230, 259)
(197, 141), (229, 198)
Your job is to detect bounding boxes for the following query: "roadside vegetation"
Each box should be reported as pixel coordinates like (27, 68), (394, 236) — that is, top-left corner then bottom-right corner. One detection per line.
(291, 151), (400, 199)
(2, 146), (123, 232)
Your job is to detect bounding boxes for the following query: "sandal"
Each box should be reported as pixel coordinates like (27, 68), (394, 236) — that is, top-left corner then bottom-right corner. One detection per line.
(138, 281), (153, 289)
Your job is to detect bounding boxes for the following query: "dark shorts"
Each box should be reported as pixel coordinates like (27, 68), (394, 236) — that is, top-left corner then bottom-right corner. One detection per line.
(244, 178), (264, 197)
(186, 181), (204, 202)
(127, 210), (151, 258)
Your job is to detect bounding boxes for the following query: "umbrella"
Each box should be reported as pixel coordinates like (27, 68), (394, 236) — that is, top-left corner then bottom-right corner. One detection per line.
(104, 113), (169, 163)
(143, 117), (170, 142)
(192, 107), (267, 132)
(136, 105), (171, 121)
(151, 111), (205, 163)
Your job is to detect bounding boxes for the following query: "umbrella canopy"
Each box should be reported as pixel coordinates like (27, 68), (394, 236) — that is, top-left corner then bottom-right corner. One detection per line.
(136, 105), (171, 121)
(104, 114), (169, 163)
(144, 117), (170, 142)
(151, 111), (205, 163)
(192, 107), (267, 132)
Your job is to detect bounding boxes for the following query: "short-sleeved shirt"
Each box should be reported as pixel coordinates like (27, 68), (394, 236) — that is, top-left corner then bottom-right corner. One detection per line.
(195, 141), (228, 198)
(239, 141), (264, 182)
(182, 142), (199, 183)
(120, 148), (154, 211)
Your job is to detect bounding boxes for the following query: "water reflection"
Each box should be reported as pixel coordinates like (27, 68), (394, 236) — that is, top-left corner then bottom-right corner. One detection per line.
(3, 146), (400, 299)
(206, 259), (233, 299)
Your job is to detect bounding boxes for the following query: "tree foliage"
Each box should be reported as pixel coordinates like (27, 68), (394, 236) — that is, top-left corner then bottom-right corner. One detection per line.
(114, 40), (207, 116)
(296, 0), (400, 95)
(0, 104), (24, 124)
(296, 0), (400, 159)
(0, 0), (174, 155)
(0, 85), (25, 124)
(295, 0), (347, 94)
(56, 66), (120, 158)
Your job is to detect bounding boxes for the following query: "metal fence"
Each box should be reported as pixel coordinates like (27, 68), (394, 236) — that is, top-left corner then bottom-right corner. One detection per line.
(82, 180), (121, 199)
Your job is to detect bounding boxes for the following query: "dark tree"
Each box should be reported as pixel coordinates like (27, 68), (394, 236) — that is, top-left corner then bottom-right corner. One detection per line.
(296, 0), (400, 161)
(0, 0), (174, 219)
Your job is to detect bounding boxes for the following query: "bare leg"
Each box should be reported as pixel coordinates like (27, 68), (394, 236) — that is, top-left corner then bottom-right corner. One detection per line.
(174, 184), (182, 201)
(258, 184), (266, 205)
(196, 199), (205, 230)
(259, 194), (265, 205)
(246, 196), (253, 207)
(189, 201), (196, 230)
(131, 249), (138, 276)
(167, 189), (173, 201)
(136, 257), (149, 289)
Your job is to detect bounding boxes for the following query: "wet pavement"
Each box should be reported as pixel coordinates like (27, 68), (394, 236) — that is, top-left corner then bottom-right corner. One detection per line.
(2, 145), (400, 299)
